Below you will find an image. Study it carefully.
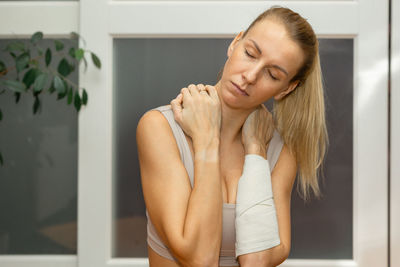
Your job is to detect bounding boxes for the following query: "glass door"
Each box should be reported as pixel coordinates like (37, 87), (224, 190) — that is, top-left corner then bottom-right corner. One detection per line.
(79, 1), (389, 266)
(0, 2), (79, 267)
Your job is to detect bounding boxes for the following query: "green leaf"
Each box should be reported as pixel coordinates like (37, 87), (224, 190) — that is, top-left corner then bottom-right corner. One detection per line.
(74, 48), (84, 61)
(4, 41), (25, 52)
(22, 68), (40, 88)
(82, 88), (88, 105)
(70, 31), (79, 39)
(3, 80), (26, 93)
(53, 76), (66, 94)
(82, 56), (88, 72)
(45, 48), (51, 67)
(0, 108), (2, 121)
(69, 47), (75, 58)
(48, 82), (55, 94)
(30, 59), (39, 67)
(31, 31), (43, 44)
(74, 90), (81, 112)
(57, 89), (67, 100)
(67, 87), (73, 105)
(62, 79), (68, 93)
(54, 40), (64, 51)
(14, 92), (21, 103)
(16, 52), (30, 72)
(91, 52), (101, 69)
(33, 96), (40, 114)
(10, 52), (16, 59)
(33, 73), (48, 92)
(70, 31), (86, 46)
(0, 60), (6, 73)
(58, 58), (72, 76)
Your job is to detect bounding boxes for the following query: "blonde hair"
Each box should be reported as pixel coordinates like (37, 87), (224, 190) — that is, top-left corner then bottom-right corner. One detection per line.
(244, 7), (328, 201)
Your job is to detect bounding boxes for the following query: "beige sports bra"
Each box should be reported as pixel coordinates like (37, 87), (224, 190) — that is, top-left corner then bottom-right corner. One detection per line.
(145, 105), (284, 266)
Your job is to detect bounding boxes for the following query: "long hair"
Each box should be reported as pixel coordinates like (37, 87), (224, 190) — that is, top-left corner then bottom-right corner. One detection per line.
(243, 7), (328, 201)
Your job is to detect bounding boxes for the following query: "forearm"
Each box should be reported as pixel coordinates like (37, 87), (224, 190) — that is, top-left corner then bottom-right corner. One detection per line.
(268, 243), (289, 266)
(182, 137), (223, 264)
(237, 146), (290, 267)
(235, 153), (282, 264)
(239, 244), (288, 267)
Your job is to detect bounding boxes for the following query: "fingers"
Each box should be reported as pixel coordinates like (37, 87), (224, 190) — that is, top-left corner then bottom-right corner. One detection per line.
(256, 106), (274, 145)
(188, 84), (201, 96)
(180, 87), (190, 99)
(170, 93), (183, 122)
(175, 83), (216, 111)
(196, 84), (206, 91)
(197, 84), (209, 96)
(205, 85), (219, 101)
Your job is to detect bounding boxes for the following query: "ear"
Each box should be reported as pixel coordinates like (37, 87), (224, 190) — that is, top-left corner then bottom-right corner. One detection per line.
(227, 31), (244, 57)
(274, 80), (300, 100)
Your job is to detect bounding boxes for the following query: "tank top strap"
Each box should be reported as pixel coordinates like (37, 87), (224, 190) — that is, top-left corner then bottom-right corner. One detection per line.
(152, 105), (195, 187)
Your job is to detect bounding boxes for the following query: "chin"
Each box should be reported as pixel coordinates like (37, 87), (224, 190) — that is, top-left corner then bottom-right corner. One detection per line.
(220, 90), (250, 110)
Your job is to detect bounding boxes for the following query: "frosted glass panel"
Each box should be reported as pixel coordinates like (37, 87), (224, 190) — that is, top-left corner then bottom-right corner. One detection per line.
(113, 38), (353, 259)
(112, 38), (230, 257)
(0, 39), (78, 254)
(290, 39), (353, 259)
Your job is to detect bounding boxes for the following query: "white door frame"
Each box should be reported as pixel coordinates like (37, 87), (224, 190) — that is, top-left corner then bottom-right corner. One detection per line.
(0, 0), (390, 266)
(391, 0), (400, 266)
(79, 1), (388, 267)
(0, 2), (78, 267)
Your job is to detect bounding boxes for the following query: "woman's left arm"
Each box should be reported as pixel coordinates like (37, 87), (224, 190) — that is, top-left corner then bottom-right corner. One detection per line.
(238, 144), (297, 267)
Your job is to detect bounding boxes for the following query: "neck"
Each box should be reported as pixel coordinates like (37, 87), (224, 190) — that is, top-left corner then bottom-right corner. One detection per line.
(214, 81), (255, 144)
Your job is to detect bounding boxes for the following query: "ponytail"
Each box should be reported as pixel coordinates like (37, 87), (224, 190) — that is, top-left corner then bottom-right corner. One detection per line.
(274, 52), (328, 201)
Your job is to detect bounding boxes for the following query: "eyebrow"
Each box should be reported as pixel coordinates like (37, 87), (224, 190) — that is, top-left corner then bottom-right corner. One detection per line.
(248, 38), (289, 76)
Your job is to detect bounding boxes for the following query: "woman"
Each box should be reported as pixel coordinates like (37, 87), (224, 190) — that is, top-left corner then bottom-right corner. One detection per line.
(137, 6), (327, 267)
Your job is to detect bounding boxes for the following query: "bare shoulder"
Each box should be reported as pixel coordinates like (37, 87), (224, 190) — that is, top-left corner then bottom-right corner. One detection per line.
(136, 109), (170, 139)
(136, 108), (185, 183)
(136, 108), (178, 152)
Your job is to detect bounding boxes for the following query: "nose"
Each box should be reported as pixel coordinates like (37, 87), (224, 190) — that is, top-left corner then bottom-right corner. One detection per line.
(242, 64), (261, 84)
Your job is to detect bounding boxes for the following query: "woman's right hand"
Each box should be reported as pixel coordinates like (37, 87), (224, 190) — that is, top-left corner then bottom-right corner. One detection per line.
(171, 83), (221, 149)
(241, 104), (275, 158)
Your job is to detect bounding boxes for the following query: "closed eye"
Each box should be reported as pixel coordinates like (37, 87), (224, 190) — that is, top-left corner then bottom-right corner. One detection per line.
(268, 69), (278, 81)
(245, 49), (255, 58)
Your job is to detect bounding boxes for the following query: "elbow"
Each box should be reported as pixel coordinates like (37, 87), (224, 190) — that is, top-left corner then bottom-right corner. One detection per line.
(191, 254), (219, 267)
(177, 255), (218, 267)
(190, 248), (220, 267)
(172, 244), (220, 267)
(282, 243), (291, 261)
(276, 243), (291, 265)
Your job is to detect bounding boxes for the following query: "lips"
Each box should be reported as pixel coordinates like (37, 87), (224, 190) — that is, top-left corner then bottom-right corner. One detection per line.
(231, 82), (249, 96)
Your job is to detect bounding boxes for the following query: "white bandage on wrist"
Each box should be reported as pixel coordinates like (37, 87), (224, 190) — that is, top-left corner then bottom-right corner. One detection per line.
(235, 154), (280, 257)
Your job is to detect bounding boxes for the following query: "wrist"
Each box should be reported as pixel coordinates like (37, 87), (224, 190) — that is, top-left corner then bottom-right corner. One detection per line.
(193, 136), (220, 162)
(193, 134), (220, 149)
(244, 143), (267, 159)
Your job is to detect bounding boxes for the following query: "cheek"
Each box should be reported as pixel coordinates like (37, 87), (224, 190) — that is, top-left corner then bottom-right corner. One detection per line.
(226, 49), (245, 70)
(255, 82), (285, 101)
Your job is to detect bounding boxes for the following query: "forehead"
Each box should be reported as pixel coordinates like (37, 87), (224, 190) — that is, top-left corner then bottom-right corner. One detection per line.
(244, 19), (304, 76)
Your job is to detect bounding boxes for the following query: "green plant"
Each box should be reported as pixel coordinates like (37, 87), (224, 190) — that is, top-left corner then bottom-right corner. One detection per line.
(0, 31), (102, 165)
